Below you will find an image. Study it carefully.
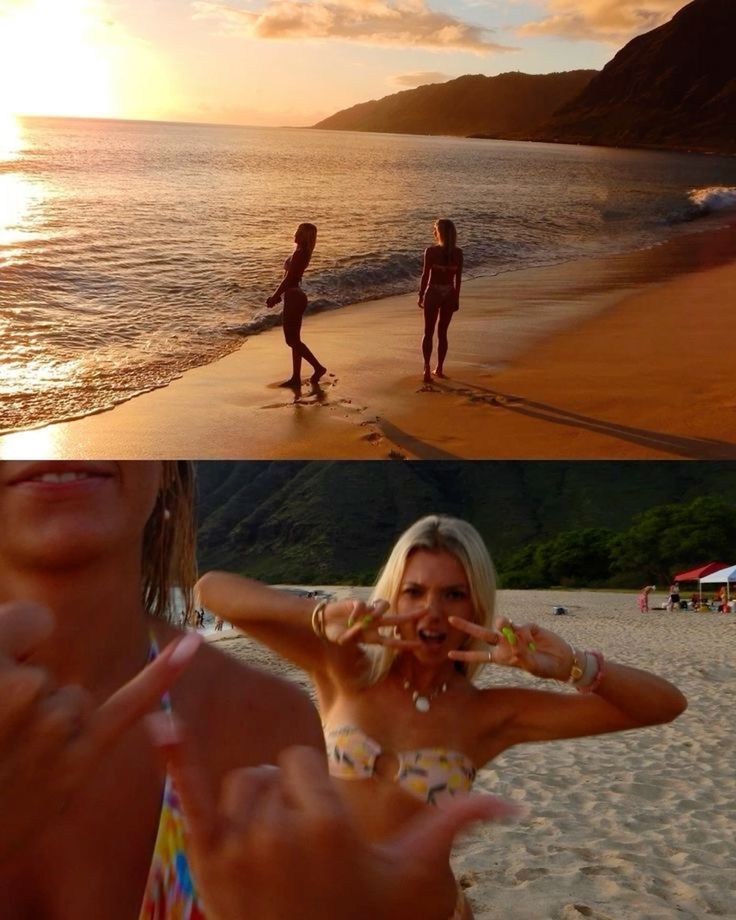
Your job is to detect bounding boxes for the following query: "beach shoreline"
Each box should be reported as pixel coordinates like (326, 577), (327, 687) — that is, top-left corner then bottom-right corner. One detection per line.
(2, 219), (735, 460)
(209, 587), (735, 920)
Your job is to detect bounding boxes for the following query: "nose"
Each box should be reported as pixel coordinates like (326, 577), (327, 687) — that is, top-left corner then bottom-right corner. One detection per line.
(422, 591), (444, 619)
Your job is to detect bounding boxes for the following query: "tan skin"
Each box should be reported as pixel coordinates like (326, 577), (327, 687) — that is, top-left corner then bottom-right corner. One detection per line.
(0, 463), (512, 920)
(266, 226), (326, 388)
(418, 228), (463, 383)
(198, 549), (687, 920)
(0, 461), (322, 920)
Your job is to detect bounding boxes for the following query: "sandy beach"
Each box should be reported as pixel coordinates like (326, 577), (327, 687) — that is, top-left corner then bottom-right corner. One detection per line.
(207, 587), (735, 920)
(2, 221), (735, 460)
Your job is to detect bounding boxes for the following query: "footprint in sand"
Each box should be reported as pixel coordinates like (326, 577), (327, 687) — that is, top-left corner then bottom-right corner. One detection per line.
(361, 431), (382, 444)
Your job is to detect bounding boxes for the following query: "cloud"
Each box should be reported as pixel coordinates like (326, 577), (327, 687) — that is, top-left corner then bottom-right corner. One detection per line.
(192, 0), (519, 54)
(517, 0), (686, 43)
(390, 70), (452, 87)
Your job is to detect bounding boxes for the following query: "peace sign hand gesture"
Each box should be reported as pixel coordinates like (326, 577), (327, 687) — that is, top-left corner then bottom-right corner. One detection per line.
(0, 601), (200, 863)
(322, 598), (422, 650)
(448, 615), (573, 681)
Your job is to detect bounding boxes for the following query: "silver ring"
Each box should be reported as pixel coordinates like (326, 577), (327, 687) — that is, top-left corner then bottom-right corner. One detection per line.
(487, 650), (492, 662)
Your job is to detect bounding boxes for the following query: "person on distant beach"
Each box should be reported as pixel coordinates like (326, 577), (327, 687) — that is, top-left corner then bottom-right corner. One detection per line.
(418, 219), (463, 384)
(666, 581), (681, 612)
(637, 584), (655, 612)
(0, 462), (513, 920)
(266, 222), (326, 388)
(198, 514), (687, 920)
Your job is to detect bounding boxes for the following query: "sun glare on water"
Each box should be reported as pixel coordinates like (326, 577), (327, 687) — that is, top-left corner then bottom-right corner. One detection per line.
(0, 0), (114, 118)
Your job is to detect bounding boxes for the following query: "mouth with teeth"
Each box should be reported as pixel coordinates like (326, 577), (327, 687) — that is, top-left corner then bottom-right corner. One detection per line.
(28, 471), (99, 484)
(417, 627), (448, 645)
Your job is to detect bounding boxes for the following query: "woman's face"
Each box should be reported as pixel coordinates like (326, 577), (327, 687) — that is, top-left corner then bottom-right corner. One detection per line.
(396, 549), (476, 662)
(0, 461), (162, 574)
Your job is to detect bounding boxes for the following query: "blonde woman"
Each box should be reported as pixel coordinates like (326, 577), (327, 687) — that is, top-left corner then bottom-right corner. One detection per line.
(0, 466), (512, 920)
(266, 222), (326, 387)
(198, 514), (687, 919)
(418, 219), (463, 383)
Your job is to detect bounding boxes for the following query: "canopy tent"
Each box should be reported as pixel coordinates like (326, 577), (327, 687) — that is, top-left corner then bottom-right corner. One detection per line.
(700, 563), (736, 605)
(700, 564), (736, 583)
(674, 562), (729, 581)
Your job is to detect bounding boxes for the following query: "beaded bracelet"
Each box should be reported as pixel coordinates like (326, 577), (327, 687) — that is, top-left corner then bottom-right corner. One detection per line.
(575, 650), (605, 694)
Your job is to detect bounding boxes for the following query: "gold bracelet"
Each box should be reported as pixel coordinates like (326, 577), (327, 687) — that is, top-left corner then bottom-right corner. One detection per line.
(565, 641), (585, 683)
(311, 600), (328, 640)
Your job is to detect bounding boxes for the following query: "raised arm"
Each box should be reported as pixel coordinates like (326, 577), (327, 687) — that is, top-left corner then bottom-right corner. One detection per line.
(196, 572), (354, 679)
(449, 616), (687, 759)
(196, 573), (418, 688)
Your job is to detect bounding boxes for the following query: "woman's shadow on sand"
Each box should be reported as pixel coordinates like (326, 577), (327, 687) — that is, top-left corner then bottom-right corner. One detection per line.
(424, 378), (736, 460)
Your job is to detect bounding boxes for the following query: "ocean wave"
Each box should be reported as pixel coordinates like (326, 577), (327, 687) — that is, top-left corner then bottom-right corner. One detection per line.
(666, 186), (736, 223)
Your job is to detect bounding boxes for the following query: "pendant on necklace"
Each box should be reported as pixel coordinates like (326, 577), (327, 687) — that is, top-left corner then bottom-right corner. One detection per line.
(405, 681), (448, 713)
(414, 694), (431, 713)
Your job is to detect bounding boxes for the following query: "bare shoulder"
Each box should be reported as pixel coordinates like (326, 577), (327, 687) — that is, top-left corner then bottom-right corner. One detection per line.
(174, 639), (323, 782)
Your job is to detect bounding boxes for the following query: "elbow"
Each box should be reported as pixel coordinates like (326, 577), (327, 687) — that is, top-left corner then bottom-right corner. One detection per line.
(194, 570), (223, 608)
(650, 686), (688, 727)
(666, 688), (688, 722)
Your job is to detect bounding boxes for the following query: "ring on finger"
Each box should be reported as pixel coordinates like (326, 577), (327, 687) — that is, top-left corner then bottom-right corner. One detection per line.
(487, 649), (492, 663)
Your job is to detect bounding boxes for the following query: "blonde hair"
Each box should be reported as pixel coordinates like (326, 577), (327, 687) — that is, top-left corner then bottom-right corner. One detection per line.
(141, 461), (197, 622)
(296, 222), (318, 261)
(434, 218), (457, 259)
(365, 514), (496, 684)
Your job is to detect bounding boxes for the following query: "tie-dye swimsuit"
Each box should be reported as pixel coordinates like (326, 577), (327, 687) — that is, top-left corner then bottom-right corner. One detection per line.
(139, 639), (203, 920)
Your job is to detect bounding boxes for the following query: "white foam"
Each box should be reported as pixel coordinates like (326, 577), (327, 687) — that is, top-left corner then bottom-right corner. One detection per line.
(687, 186), (736, 213)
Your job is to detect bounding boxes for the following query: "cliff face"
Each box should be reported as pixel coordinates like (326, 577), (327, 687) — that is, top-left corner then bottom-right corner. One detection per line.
(313, 70), (596, 138)
(536, 0), (736, 153)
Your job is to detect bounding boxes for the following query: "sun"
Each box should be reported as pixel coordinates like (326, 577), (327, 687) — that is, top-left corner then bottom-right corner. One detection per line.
(0, 0), (114, 118)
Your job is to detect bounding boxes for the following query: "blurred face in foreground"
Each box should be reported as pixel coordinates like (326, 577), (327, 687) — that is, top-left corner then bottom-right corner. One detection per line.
(0, 461), (161, 576)
(396, 549), (475, 663)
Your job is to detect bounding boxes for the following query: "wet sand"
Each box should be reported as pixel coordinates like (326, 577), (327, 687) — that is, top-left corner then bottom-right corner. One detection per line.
(2, 221), (735, 460)
(208, 587), (735, 920)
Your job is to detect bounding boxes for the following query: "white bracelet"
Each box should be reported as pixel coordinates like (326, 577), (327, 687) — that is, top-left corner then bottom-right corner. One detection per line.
(574, 651), (599, 688)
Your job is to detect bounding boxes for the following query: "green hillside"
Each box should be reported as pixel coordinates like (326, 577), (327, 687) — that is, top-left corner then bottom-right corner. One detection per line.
(194, 461), (736, 586)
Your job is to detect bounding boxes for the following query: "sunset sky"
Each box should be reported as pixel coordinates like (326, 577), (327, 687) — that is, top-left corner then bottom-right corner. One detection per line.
(0, 0), (691, 126)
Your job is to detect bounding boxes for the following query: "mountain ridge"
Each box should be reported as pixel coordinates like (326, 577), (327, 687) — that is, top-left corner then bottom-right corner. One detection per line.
(313, 0), (735, 155)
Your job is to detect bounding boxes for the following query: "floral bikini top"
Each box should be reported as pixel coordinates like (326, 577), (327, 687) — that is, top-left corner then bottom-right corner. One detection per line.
(323, 724), (476, 805)
(139, 638), (204, 920)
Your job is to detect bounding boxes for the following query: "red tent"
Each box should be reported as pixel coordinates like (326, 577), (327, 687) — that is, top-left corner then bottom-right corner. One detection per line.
(674, 562), (729, 581)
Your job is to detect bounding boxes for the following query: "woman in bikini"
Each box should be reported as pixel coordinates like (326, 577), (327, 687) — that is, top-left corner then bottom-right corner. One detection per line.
(198, 513), (687, 920)
(267, 222), (326, 387)
(0, 464), (513, 920)
(418, 219), (463, 384)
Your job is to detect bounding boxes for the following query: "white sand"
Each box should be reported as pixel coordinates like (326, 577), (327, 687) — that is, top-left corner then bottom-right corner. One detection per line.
(208, 588), (735, 920)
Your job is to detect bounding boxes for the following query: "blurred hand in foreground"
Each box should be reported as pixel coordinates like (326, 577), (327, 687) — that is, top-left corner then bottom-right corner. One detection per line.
(0, 601), (199, 862)
(150, 723), (522, 920)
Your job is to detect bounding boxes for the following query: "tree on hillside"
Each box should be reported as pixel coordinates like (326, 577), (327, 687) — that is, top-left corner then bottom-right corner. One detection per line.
(610, 496), (736, 583)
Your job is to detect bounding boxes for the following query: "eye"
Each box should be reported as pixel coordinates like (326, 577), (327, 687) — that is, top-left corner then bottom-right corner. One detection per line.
(401, 585), (422, 597)
(446, 588), (468, 600)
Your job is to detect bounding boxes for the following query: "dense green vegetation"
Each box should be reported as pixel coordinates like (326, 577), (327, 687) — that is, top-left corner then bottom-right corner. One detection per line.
(195, 462), (736, 588)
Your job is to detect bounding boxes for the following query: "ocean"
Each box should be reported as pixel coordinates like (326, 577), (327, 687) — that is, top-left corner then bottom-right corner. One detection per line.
(2, 115), (736, 433)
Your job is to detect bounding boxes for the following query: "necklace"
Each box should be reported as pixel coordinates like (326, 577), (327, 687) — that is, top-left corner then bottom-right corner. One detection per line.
(403, 678), (448, 713)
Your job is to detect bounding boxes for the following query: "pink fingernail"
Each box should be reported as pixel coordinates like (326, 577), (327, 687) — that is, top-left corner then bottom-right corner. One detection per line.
(145, 710), (183, 747)
(170, 632), (202, 667)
